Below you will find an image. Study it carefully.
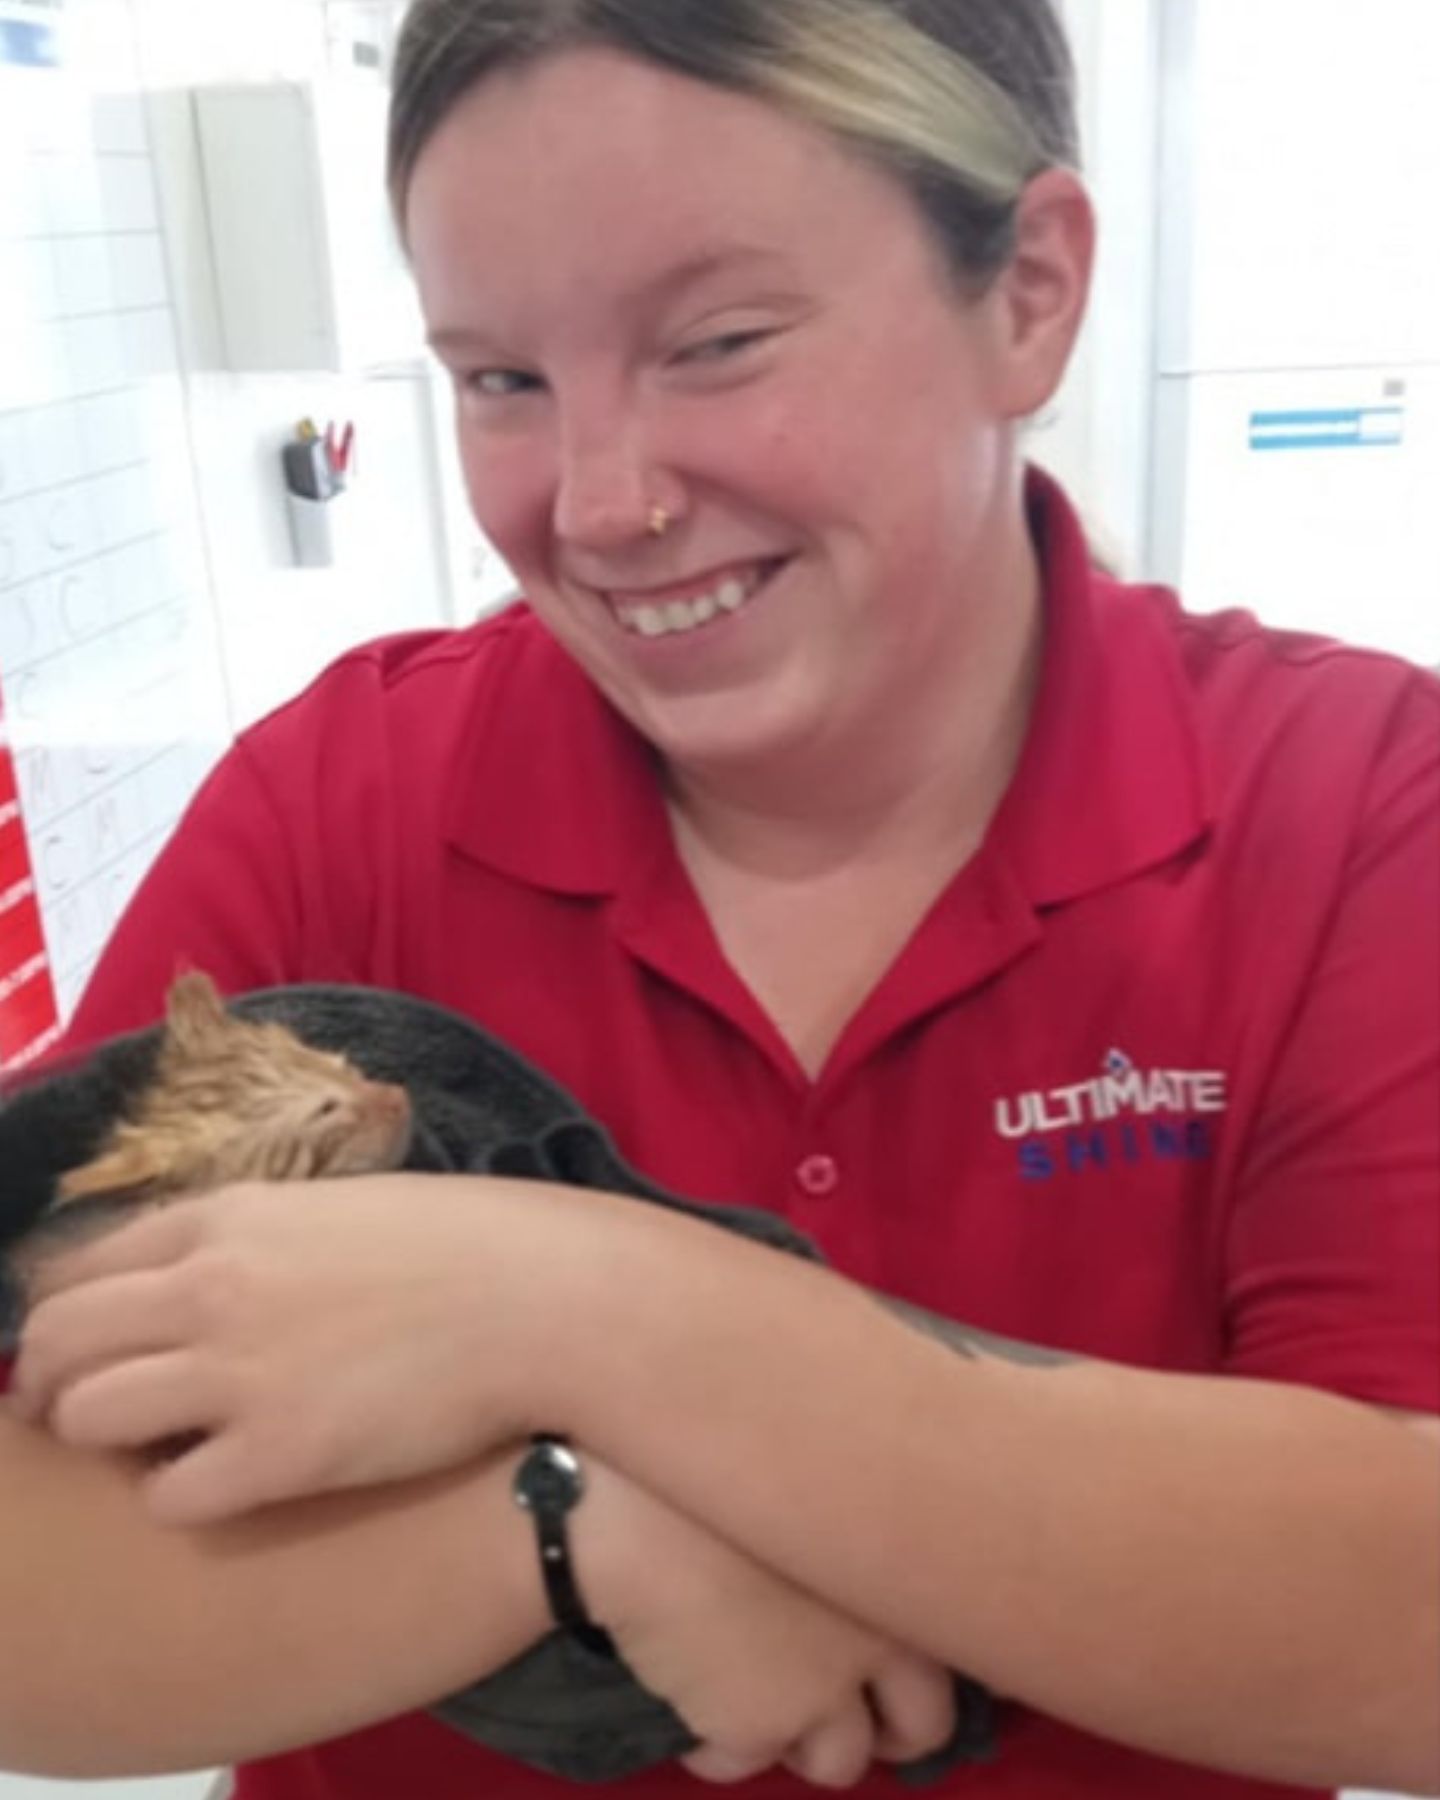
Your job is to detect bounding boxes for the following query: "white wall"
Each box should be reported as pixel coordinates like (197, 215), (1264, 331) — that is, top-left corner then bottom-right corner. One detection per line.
(130, 0), (470, 729)
(1035, 0), (1161, 575)
(1, 0), (478, 1033)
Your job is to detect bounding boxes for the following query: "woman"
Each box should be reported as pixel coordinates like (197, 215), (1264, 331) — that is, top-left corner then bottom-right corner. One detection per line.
(2, 2), (1436, 1796)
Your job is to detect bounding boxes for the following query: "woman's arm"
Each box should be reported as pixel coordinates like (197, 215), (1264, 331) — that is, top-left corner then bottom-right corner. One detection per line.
(546, 1200), (1440, 1796)
(0, 1417), (544, 1776)
(15, 1171), (1436, 1789)
(0, 1377), (957, 1786)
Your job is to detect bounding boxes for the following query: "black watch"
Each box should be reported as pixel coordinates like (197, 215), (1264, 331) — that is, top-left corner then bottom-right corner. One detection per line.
(513, 1435), (615, 1656)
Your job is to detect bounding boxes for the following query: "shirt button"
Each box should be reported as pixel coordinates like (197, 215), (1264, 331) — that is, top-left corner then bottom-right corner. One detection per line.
(795, 1153), (839, 1197)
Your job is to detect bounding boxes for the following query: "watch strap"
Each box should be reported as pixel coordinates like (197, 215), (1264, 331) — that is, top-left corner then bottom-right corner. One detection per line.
(514, 1435), (615, 1656)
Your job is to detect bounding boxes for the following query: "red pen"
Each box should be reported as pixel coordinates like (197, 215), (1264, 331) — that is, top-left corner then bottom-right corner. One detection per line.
(325, 420), (355, 481)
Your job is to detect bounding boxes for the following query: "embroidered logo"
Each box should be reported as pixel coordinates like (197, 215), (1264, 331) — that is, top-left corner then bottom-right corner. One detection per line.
(993, 1049), (1229, 1182)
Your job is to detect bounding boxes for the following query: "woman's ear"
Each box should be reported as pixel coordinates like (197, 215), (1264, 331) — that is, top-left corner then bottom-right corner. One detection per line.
(984, 167), (1096, 420)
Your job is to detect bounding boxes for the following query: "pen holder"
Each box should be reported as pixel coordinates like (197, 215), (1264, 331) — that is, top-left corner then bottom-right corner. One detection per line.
(286, 488), (342, 568)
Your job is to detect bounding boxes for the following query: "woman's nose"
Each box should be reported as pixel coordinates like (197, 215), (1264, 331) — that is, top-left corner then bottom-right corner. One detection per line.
(551, 413), (665, 550)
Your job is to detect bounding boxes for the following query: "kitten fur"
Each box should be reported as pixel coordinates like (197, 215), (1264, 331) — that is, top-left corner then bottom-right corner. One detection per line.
(54, 971), (413, 1207)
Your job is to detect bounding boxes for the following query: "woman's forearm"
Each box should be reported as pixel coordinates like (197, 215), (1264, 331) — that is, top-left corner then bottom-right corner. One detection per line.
(550, 1197), (1440, 1794)
(0, 1416), (545, 1777)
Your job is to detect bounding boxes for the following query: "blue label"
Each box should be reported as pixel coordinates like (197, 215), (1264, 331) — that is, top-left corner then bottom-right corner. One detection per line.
(1249, 407), (1405, 452)
(0, 20), (59, 67)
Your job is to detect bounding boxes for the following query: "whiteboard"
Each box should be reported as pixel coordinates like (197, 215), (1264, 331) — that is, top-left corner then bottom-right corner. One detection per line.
(0, 0), (232, 1052)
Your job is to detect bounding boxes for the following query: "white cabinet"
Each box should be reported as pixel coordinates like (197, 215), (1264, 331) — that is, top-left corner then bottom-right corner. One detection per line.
(192, 79), (423, 372)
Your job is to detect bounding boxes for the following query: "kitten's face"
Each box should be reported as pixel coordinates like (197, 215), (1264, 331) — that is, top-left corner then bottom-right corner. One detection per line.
(193, 1028), (415, 1183)
(56, 974), (415, 1205)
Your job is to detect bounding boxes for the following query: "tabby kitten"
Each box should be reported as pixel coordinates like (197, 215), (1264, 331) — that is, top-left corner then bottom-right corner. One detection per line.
(55, 971), (414, 1208)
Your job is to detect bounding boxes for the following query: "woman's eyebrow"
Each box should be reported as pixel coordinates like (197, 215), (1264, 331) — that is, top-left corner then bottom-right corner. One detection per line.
(427, 246), (797, 356)
(631, 245), (793, 304)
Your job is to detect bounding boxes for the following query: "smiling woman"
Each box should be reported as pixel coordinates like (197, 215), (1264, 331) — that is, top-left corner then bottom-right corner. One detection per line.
(1, 3), (1436, 1800)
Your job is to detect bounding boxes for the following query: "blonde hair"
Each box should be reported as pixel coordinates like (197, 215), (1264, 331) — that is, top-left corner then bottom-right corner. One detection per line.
(389, 0), (1078, 284)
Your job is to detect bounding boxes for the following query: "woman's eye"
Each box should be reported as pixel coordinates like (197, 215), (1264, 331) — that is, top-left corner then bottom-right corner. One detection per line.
(463, 368), (542, 398)
(674, 329), (772, 367)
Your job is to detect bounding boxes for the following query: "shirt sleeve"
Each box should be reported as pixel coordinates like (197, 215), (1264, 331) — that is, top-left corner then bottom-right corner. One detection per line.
(1222, 678), (1440, 1414)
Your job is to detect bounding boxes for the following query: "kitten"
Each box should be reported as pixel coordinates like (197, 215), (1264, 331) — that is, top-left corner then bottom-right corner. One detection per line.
(54, 970), (414, 1209)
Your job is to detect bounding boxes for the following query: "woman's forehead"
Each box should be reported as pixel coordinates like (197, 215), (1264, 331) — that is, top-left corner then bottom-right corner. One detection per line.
(410, 48), (853, 228)
(405, 48), (929, 330)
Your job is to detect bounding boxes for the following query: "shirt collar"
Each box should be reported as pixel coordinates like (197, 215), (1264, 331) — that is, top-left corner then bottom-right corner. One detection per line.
(446, 467), (1211, 906)
(444, 615), (669, 895)
(991, 467), (1211, 904)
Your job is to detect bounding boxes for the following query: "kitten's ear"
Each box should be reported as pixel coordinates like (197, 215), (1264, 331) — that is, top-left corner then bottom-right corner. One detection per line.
(165, 970), (230, 1050)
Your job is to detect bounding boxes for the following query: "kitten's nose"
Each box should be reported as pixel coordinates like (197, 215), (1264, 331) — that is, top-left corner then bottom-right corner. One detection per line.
(375, 1083), (413, 1162)
(378, 1083), (411, 1124)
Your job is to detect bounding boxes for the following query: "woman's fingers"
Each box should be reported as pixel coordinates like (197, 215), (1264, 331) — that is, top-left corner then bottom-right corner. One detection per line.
(868, 1652), (959, 1763)
(139, 1428), (284, 1527)
(44, 1349), (215, 1451)
(682, 1697), (875, 1790)
(680, 1743), (781, 1784)
(10, 1269), (186, 1421)
(783, 1696), (876, 1788)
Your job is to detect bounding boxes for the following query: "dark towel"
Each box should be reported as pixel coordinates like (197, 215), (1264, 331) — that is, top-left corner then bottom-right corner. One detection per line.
(0, 984), (999, 1784)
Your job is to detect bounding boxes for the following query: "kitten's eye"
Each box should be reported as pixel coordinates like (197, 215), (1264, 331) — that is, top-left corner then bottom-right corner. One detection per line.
(314, 1099), (344, 1120)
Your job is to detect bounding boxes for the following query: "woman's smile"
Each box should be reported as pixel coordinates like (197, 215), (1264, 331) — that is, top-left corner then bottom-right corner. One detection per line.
(600, 558), (788, 641)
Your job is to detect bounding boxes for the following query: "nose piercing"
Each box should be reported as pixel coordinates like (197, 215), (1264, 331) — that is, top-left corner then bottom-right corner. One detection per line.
(647, 505), (672, 539)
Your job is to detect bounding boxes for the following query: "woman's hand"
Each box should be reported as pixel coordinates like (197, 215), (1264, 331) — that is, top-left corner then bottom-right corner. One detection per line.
(578, 1456), (958, 1787)
(8, 1173), (595, 1524)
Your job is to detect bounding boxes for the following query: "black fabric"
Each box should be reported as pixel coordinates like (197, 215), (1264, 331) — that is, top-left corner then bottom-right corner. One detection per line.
(0, 984), (998, 1783)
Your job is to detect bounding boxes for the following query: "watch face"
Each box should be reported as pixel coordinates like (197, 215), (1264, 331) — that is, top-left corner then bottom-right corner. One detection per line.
(516, 1438), (583, 1513)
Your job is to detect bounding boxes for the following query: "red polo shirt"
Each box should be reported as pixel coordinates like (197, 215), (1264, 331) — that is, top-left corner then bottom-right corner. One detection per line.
(32, 471), (1440, 1797)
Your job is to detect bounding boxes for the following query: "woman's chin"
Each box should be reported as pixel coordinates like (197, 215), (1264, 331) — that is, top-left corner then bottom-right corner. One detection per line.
(630, 680), (831, 781)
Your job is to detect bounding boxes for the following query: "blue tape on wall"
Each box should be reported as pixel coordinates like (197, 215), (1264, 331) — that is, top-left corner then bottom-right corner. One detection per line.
(1249, 407), (1406, 452)
(0, 20), (59, 67)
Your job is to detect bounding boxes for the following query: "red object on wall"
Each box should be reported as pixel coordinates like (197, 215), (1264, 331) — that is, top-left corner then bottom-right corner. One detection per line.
(0, 688), (60, 1071)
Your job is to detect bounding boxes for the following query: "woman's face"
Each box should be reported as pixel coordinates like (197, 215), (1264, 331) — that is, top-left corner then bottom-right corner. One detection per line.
(406, 47), (1037, 775)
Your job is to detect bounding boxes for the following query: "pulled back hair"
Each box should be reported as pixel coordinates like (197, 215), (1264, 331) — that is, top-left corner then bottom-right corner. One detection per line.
(388, 0), (1079, 287)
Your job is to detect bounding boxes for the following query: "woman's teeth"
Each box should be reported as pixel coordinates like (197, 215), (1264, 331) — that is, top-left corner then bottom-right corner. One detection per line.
(613, 571), (762, 639)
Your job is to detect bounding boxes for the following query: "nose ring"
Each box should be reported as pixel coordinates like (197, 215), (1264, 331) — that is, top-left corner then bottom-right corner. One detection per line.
(647, 505), (672, 539)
